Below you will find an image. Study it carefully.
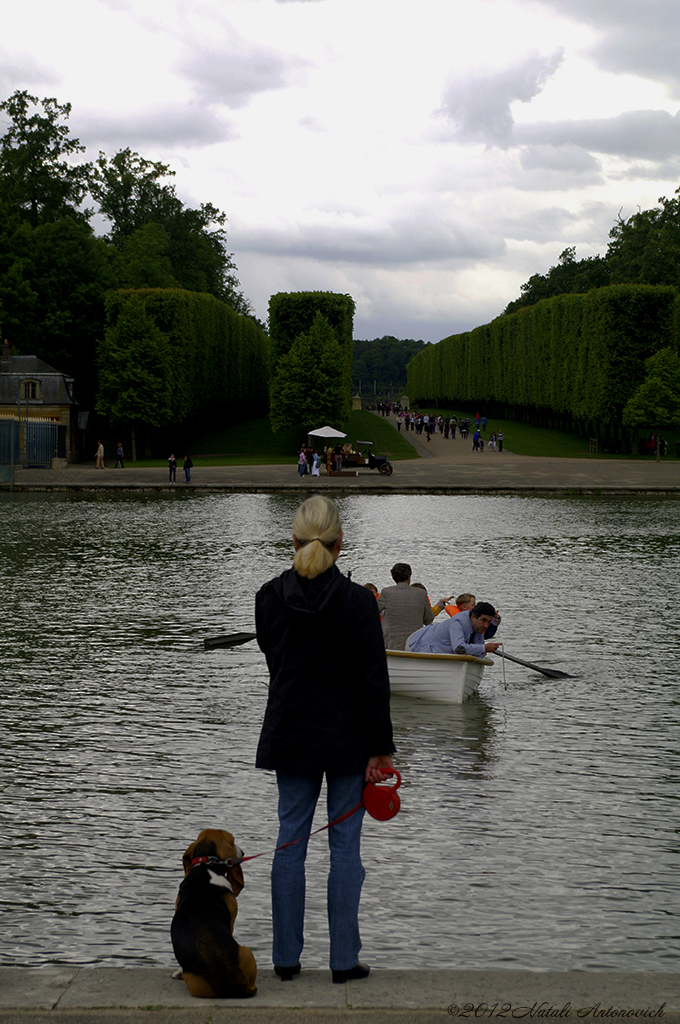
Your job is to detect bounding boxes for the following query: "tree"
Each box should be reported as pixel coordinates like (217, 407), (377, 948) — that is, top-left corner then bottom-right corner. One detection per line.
(91, 148), (252, 314)
(352, 336), (426, 392)
(623, 347), (680, 461)
(503, 247), (610, 314)
(607, 191), (680, 288)
(0, 215), (115, 401)
(96, 294), (174, 460)
(0, 90), (91, 226)
(269, 312), (348, 432)
(90, 148), (177, 243)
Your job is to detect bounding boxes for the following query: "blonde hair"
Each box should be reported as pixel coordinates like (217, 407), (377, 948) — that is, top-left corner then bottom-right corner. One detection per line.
(455, 593), (476, 608)
(292, 496), (342, 579)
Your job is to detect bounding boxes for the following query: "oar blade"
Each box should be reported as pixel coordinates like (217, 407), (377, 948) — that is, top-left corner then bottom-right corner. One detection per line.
(204, 631), (257, 650)
(497, 650), (572, 679)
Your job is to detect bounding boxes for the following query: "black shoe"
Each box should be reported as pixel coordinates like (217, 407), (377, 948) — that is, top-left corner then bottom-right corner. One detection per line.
(332, 963), (370, 983)
(274, 963), (301, 981)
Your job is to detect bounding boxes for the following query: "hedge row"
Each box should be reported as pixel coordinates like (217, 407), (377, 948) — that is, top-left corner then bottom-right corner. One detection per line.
(268, 291), (355, 425)
(407, 285), (679, 428)
(102, 288), (270, 425)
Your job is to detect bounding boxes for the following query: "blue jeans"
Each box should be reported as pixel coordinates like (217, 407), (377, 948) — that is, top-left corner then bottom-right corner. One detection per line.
(272, 772), (366, 971)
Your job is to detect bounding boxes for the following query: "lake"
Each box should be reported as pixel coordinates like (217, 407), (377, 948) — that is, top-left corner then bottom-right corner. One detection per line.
(1, 491), (679, 972)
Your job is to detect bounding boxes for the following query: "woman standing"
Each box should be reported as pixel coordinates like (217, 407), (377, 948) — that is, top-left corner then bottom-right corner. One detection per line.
(255, 496), (395, 983)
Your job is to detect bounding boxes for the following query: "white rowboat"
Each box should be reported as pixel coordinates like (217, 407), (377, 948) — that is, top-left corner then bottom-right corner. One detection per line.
(386, 649), (494, 703)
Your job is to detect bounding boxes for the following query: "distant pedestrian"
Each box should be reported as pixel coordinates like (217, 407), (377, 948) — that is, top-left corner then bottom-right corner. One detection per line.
(115, 442), (124, 469)
(481, 417), (487, 432)
(472, 430), (481, 451)
(95, 441), (105, 469)
(498, 430), (505, 453)
(168, 453), (177, 482)
(183, 455), (193, 483)
(298, 449), (307, 477)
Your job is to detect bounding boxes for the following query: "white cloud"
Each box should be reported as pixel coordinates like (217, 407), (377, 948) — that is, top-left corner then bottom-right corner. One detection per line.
(3, 0), (680, 342)
(439, 50), (565, 146)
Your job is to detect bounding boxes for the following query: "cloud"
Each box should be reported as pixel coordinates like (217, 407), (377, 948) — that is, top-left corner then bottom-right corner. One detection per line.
(497, 201), (612, 245)
(0, 50), (59, 93)
(515, 109), (680, 161)
(237, 209), (505, 266)
(439, 50), (564, 147)
(177, 36), (306, 108)
(74, 106), (235, 149)
(543, 0), (680, 94)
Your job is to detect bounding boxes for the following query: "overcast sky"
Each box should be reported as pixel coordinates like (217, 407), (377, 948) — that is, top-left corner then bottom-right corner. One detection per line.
(3, 0), (680, 342)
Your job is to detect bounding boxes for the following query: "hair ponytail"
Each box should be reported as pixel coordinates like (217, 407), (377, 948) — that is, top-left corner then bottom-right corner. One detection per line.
(292, 496), (342, 579)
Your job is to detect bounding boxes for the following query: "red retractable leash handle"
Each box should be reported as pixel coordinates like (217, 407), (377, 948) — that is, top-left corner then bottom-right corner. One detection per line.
(212, 769), (403, 870)
(363, 769), (401, 821)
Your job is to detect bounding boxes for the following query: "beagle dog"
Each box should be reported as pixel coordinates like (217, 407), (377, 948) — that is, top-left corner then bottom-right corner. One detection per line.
(171, 829), (257, 998)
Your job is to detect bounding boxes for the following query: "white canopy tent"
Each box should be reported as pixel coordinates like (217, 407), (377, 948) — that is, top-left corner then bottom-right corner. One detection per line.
(307, 425), (347, 444)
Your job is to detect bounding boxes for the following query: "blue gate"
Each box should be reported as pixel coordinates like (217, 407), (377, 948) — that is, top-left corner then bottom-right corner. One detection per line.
(0, 418), (59, 469)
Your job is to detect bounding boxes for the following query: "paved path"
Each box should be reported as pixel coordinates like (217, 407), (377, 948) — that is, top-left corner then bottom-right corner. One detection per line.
(0, 966), (677, 1022)
(5, 419), (680, 494)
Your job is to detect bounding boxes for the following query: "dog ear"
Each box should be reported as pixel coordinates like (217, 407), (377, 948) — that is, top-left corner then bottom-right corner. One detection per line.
(227, 862), (245, 897)
(182, 841), (197, 875)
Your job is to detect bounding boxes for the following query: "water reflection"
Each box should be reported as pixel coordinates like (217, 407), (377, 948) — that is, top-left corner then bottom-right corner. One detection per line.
(1, 492), (679, 971)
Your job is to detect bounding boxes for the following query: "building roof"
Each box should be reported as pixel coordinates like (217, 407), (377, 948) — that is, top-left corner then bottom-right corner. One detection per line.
(0, 353), (75, 405)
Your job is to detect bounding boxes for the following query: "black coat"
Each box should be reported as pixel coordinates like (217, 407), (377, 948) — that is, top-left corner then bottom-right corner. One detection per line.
(255, 564), (395, 776)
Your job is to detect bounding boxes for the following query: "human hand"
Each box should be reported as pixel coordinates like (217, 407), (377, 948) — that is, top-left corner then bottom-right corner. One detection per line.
(485, 641), (501, 653)
(365, 754), (394, 783)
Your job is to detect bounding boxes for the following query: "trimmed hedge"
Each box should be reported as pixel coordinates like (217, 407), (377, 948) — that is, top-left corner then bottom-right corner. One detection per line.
(100, 288), (270, 426)
(268, 291), (355, 426)
(407, 285), (679, 430)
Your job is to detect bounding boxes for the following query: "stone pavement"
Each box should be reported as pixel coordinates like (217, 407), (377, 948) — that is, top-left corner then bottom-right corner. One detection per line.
(0, 967), (677, 1023)
(4, 420), (680, 494)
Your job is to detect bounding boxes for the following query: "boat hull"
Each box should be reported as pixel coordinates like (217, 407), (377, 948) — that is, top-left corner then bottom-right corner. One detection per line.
(386, 649), (494, 703)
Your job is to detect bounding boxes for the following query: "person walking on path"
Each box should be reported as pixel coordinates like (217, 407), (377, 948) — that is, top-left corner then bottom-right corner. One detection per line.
(168, 454), (177, 482)
(115, 443), (124, 469)
(255, 495), (395, 984)
(498, 430), (505, 452)
(95, 441), (105, 469)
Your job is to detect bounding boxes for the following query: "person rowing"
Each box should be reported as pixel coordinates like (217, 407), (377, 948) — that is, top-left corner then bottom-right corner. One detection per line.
(406, 601), (501, 657)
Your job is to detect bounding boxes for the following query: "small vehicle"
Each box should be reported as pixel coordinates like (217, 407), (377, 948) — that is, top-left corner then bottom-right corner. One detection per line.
(342, 440), (393, 476)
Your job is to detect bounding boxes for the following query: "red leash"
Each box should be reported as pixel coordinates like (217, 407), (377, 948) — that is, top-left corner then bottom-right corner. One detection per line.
(190, 801), (364, 870)
(240, 800), (364, 864)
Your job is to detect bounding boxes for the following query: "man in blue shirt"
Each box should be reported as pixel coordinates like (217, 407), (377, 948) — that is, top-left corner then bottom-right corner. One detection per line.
(407, 602), (500, 657)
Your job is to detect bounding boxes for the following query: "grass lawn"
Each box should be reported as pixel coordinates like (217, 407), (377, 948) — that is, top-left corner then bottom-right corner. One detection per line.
(133, 408), (680, 466)
(134, 410), (418, 467)
(419, 408), (680, 459)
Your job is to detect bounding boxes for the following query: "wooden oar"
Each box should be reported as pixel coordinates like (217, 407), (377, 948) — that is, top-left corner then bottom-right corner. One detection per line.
(204, 631), (257, 650)
(495, 649), (572, 679)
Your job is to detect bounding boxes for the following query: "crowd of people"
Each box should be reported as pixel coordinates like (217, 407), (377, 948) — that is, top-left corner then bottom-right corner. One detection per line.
(364, 562), (501, 657)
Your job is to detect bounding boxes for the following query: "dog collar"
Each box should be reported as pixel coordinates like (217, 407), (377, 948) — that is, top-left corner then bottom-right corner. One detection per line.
(190, 855), (242, 869)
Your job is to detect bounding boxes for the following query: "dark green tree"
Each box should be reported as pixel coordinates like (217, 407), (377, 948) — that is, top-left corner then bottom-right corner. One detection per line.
(91, 148), (252, 314)
(89, 148), (176, 242)
(353, 336), (426, 391)
(607, 192), (680, 288)
(503, 247), (610, 314)
(623, 347), (680, 461)
(96, 293), (174, 460)
(269, 312), (348, 432)
(0, 90), (92, 226)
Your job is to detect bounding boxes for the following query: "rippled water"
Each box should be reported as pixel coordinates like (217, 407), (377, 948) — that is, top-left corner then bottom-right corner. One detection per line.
(1, 491), (679, 972)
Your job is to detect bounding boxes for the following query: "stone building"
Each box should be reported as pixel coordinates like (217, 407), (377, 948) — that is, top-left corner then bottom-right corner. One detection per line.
(0, 341), (76, 467)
